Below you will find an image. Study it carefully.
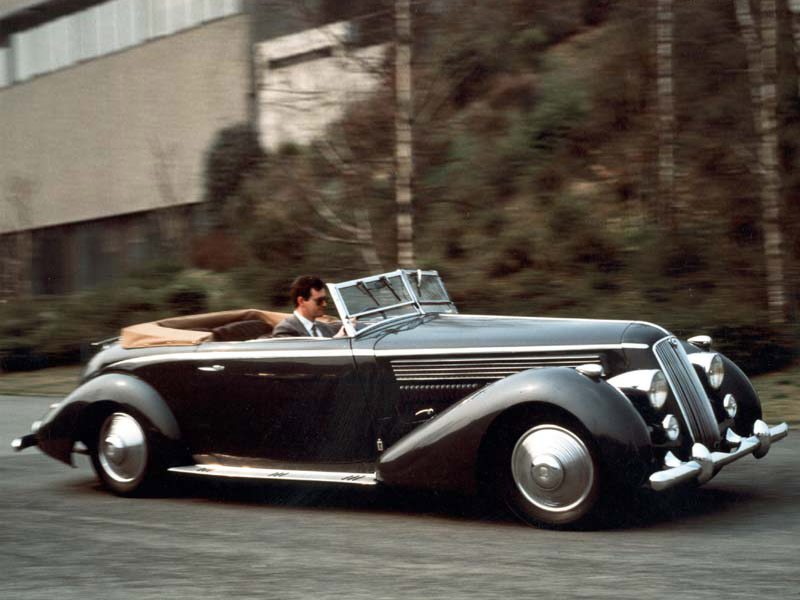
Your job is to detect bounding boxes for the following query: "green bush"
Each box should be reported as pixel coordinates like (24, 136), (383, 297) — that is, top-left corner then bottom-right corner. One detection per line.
(204, 123), (266, 227)
(710, 325), (796, 376)
(0, 267), (268, 372)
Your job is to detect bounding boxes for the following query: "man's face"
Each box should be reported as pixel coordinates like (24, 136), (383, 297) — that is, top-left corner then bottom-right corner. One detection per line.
(298, 287), (328, 320)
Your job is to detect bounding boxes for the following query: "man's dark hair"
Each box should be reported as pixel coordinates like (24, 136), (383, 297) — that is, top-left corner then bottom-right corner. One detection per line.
(289, 275), (326, 307)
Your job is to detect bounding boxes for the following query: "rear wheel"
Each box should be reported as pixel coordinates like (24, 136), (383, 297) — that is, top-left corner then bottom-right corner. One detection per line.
(91, 411), (157, 496)
(502, 422), (600, 528)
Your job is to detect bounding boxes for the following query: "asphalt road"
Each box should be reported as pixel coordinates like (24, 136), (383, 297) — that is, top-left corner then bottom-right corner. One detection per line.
(1, 395), (798, 599)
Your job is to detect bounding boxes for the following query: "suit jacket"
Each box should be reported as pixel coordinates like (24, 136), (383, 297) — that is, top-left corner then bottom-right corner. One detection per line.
(272, 315), (338, 338)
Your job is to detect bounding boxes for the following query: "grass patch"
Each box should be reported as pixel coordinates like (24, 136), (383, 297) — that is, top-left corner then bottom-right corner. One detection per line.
(0, 365), (81, 397)
(752, 362), (800, 426)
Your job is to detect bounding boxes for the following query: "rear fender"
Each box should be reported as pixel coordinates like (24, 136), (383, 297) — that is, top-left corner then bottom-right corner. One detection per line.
(377, 367), (653, 494)
(36, 373), (182, 465)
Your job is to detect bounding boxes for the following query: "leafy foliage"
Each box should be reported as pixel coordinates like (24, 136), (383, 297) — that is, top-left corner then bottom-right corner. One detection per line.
(203, 123), (266, 227)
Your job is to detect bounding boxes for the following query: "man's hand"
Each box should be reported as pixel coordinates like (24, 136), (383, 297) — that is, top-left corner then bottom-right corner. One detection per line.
(333, 317), (357, 338)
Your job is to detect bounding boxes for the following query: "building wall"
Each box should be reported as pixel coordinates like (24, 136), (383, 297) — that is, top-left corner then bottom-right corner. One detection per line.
(256, 21), (388, 152)
(0, 14), (250, 235)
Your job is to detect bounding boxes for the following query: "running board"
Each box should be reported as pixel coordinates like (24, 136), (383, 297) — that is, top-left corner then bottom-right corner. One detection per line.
(168, 464), (378, 486)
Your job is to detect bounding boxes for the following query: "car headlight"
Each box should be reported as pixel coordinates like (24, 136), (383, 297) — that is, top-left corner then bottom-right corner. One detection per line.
(723, 394), (738, 418)
(648, 371), (669, 410)
(608, 369), (669, 410)
(688, 352), (724, 389)
(662, 414), (680, 441)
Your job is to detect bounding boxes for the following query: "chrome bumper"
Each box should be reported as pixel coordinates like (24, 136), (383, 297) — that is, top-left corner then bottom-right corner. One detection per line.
(649, 420), (789, 492)
(11, 433), (38, 452)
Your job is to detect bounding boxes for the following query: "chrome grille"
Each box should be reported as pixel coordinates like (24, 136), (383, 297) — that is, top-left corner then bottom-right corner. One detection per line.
(654, 337), (720, 446)
(391, 354), (602, 382)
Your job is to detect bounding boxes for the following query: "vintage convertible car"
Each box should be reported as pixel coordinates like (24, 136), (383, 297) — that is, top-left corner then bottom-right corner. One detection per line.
(12, 269), (789, 527)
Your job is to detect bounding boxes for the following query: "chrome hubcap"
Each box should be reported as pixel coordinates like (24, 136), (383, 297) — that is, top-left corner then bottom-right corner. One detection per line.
(531, 454), (564, 490)
(103, 434), (126, 464)
(511, 425), (594, 513)
(98, 413), (147, 484)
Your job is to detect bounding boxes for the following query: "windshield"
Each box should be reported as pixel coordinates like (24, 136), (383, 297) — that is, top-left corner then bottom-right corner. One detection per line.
(329, 269), (457, 332)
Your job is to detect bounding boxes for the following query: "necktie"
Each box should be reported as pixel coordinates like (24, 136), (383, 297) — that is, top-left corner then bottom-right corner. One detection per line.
(311, 323), (319, 337)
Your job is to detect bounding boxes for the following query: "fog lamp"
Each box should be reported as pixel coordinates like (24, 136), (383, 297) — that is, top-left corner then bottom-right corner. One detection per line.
(662, 414), (680, 441)
(723, 394), (738, 419)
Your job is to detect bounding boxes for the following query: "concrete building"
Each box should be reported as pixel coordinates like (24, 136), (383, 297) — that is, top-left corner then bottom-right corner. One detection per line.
(256, 21), (387, 152)
(0, 0), (387, 298)
(0, 0), (249, 297)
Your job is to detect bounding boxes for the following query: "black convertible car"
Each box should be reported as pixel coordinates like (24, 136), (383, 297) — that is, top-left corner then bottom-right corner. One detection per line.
(13, 269), (789, 527)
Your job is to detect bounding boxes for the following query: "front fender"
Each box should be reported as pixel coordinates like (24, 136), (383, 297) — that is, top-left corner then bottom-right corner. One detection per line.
(377, 367), (653, 493)
(716, 354), (762, 434)
(36, 373), (182, 465)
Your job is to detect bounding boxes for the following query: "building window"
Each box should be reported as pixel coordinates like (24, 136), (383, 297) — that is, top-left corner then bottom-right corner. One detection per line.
(5, 0), (242, 84)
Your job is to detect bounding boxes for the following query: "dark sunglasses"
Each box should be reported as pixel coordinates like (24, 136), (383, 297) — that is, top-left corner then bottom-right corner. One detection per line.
(311, 296), (328, 306)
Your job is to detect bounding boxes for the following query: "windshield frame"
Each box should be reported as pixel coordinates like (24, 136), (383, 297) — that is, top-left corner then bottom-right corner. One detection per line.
(328, 269), (457, 337)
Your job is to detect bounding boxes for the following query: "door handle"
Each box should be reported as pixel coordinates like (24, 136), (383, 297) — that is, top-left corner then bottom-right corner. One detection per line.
(198, 364), (225, 372)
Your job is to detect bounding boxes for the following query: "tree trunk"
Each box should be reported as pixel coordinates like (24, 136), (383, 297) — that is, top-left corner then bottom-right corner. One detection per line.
(759, 0), (786, 323)
(656, 0), (676, 227)
(735, 0), (787, 324)
(395, 0), (415, 268)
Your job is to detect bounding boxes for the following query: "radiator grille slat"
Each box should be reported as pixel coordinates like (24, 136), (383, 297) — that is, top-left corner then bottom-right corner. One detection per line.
(654, 338), (720, 446)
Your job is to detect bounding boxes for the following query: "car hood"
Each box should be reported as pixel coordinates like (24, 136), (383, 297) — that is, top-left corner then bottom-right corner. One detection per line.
(371, 314), (669, 352)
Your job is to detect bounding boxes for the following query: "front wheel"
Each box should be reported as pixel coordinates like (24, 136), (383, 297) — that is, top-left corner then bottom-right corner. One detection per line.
(91, 411), (158, 496)
(503, 423), (600, 528)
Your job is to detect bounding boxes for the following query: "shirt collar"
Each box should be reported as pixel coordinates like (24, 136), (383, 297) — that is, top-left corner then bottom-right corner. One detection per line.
(293, 310), (316, 336)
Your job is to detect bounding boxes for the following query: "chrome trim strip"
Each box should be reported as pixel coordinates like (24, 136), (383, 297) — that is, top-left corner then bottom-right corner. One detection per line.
(394, 366), (595, 374)
(623, 343), (651, 349)
(393, 366), (594, 372)
(649, 421), (788, 491)
(377, 344), (629, 357)
(168, 464), (378, 486)
(396, 374), (551, 381)
(440, 313), (669, 336)
(113, 344), (628, 368)
(391, 354), (603, 364)
(111, 348), (375, 368)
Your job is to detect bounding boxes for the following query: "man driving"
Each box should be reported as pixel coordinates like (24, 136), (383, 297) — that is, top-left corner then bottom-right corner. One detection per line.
(272, 275), (344, 338)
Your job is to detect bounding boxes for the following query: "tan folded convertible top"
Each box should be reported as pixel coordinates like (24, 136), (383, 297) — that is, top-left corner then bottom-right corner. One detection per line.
(120, 309), (291, 349)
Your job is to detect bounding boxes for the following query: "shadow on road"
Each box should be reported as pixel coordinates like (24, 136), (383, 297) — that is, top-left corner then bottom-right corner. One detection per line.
(65, 472), (763, 531)
(599, 485), (760, 530)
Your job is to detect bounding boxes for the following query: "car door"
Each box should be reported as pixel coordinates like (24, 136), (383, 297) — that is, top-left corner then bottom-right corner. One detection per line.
(191, 336), (374, 463)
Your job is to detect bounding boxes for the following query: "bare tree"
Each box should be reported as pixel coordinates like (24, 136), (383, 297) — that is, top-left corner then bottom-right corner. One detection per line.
(734, 0), (787, 324)
(255, 1), (420, 270)
(268, 145), (385, 273)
